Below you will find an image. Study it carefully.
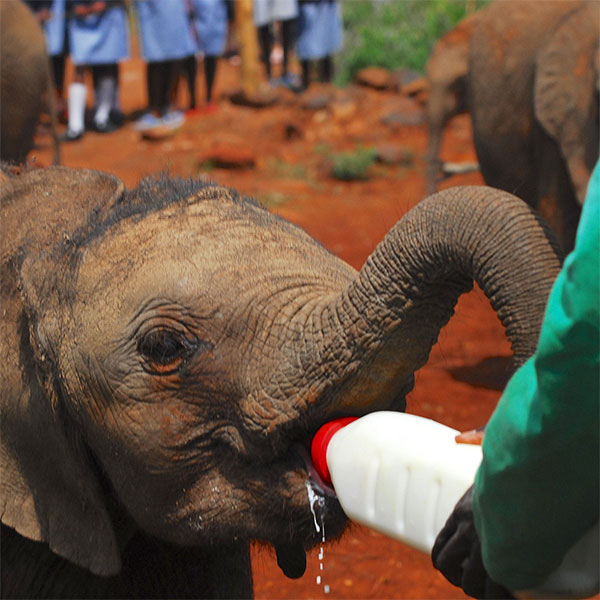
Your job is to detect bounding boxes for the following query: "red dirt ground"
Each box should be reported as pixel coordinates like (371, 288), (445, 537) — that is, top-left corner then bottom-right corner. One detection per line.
(31, 54), (516, 600)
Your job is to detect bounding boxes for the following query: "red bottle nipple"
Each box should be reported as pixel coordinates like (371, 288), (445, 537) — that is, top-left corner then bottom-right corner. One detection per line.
(310, 417), (359, 485)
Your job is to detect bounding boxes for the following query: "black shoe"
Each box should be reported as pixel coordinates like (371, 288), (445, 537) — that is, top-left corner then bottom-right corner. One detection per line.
(109, 109), (125, 127)
(61, 128), (84, 142)
(93, 119), (118, 134)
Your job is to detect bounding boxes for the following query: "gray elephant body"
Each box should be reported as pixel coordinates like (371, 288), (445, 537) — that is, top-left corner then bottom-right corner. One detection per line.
(468, 0), (599, 251)
(1, 167), (561, 598)
(0, 0), (60, 164)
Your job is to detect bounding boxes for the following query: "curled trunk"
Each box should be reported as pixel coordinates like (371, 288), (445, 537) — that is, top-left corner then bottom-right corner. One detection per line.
(284, 187), (563, 418)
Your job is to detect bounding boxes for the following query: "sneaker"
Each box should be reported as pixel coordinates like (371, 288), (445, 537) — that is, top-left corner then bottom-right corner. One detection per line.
(94, 119), (118, 134)
(160, 109), (185, 129)
(109, 108), (125, 127)
(61, 128), (84, 142)
(134, 112), (162, 132)
(281, 73), (302, 92)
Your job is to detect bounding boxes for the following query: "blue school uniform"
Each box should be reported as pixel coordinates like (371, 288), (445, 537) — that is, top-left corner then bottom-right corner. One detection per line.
(135, 0), (196, 62)
(68, 2), (130, 65)
(43, 0), (67, 56)
(253, 0), (298, 27)
(191, 0), (227, 56)
(296, 0), (342, 60)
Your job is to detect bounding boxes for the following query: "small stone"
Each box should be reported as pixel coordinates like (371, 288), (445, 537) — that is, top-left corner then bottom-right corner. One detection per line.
(381, 97), (425, 127)
(375, 144), (412, 166)
(355, 67), (393, 90)
(227, 87), (277, 108)
(331, 99), (357, 121)
(199, 143), (256, 169)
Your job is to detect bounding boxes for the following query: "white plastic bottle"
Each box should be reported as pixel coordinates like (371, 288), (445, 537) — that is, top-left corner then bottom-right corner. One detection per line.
(310, 411), (483, 553)
(311, 412), (599, 598)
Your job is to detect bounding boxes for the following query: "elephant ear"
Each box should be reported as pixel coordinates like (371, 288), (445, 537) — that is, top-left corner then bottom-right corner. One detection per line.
(534, 2), (599, 206)
(0, 167), (126, 576)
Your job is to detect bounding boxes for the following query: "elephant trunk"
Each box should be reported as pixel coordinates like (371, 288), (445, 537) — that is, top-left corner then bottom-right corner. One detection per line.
(293, 187), (562, 418)
(425, 92), (448, 195)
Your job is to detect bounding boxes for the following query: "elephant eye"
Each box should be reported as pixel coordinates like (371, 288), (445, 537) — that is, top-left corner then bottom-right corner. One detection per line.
(138, 328), (195, 374)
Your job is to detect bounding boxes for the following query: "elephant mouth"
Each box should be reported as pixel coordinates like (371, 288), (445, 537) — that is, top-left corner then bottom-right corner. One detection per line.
(294, 442), (336, 497)
(270, 442), (341, 579)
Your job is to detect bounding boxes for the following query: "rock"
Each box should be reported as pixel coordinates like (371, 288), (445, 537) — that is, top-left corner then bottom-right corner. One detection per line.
(402, 77), (429, 105)
(301, 93), (330, 111)
(391, 68), (423, 90)
(331, 99), (357, 121)
(374, 144), (413, 166)
(227, 87), (277, 108)
(354, 67), (393, 90)
(381, 97), (425, 127)
(198, 142), (256, 169)
(300, 83), (337, 110)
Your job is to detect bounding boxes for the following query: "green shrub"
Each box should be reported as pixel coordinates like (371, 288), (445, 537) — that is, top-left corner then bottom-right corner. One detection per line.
(331, 146), (377, 181)
(335, 0), (489, 86)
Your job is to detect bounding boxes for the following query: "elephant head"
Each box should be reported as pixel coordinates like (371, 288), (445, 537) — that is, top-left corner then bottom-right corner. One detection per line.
(0, 167), (562, 596)
(425, 12), (478, 195)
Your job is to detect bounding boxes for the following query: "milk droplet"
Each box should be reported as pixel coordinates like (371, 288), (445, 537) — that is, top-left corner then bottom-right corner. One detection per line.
(305, 482), (331, 594)
(305, 482), (321, 533)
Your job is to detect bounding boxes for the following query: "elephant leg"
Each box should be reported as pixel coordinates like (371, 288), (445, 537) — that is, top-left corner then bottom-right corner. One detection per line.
(535, 127), (581, 253)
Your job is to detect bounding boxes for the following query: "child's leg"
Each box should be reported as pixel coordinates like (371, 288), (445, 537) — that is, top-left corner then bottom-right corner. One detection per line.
(147, 61), (170, 114)
(164, 59), (183, 113)
(92, 63), (117, 128)
(65, 65), (87, 138)
(204, 55), (217, 104)
(183, 55), (197, 110)
(318, 55), (333, 83)
(280, 18), (296, 77)
(257, 23), (272, 80)
(301, 59), (310, 90)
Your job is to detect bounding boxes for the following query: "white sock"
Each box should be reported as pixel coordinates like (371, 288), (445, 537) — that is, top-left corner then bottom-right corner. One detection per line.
(68, 82), (87, 133)
(94, 75), (115, 126)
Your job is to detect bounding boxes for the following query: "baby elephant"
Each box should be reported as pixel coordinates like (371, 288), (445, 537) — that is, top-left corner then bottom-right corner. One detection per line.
(0, 166), (561, 598)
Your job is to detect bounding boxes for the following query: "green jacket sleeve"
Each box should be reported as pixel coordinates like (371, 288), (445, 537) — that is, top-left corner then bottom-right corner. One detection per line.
(472, 163), (600, 591)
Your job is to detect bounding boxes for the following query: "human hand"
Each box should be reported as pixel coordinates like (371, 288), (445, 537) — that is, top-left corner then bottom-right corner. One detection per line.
(431, 486), (514, 599)
(455, 426), (485, 445)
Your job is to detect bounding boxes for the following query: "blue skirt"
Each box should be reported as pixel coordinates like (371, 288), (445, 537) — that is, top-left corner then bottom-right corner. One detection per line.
(296, 0), (342, 60)
(69, 4), (130, 65)
(43, 0), (67, 56)
(192, 0), (227, 56)
(135, 0), (197, 62)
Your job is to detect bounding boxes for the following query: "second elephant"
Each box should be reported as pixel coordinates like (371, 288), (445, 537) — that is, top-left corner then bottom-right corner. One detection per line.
(468, 0), (599, 252)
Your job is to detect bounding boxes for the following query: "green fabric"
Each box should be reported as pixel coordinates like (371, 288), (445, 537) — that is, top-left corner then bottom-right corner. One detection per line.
(472, 163), (600, 591)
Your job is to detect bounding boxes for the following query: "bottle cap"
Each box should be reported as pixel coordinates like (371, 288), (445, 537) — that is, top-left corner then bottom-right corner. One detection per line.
(311, 417), (358, 485)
